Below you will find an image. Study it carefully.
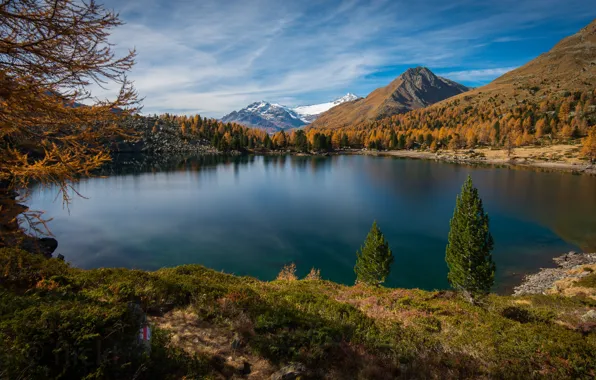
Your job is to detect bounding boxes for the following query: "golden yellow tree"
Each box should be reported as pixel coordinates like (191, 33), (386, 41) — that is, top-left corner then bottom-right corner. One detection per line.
(581, 129), (596, 163)
(1, 0), (138, 245)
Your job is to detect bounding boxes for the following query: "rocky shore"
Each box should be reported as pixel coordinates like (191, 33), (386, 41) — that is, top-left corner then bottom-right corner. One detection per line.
(110, 116), (219, 155)
(513, 251), (596, 296)
(363, 147), (596, 175)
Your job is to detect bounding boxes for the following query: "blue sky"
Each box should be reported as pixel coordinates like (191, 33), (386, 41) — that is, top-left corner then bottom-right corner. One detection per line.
(96, 0), (596, 117)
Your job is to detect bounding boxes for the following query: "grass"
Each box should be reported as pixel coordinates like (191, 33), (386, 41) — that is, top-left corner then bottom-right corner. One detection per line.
(577, 273), (596, 288)
(1, 247), (596, 379)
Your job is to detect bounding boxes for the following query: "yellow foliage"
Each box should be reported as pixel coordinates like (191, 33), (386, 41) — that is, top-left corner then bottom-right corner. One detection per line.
(0, 0), (139, 206)
(276, 263), (298, 281)
(304, 268), (322, 281)
(581, 129), (596, 162)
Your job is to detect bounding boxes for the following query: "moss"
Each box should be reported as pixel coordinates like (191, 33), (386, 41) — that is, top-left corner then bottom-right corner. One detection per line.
(576, 273), (596, 288)
(2, 247), (596, 379)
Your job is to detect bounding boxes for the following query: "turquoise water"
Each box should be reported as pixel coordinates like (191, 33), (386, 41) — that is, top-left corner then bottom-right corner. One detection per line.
(27, 154), (596, 293)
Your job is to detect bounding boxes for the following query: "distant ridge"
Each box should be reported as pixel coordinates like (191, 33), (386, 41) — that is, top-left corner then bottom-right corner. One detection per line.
(221, 93), (360, 132)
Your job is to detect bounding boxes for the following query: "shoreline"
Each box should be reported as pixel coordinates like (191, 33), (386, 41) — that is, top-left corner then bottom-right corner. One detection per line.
(246, 144), (595, 175)
(358, 148), (596, 175)
(513, 251), (596, 297)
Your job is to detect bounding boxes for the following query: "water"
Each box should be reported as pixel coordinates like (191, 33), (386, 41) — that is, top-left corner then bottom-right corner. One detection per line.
(27, 154), (596, 293)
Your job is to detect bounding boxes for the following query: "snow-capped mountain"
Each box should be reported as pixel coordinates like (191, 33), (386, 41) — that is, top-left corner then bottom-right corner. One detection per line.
(292, 93), (359, 123)
(220, 93), (359, 132)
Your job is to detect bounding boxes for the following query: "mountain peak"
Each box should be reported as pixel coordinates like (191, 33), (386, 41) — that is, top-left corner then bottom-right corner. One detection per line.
(400, 66), (439, 83)
(309, 67), (469, 129)
(221, 93), (359, 132)
(334, 93), (360, 103)
(403, 66), (431, 74)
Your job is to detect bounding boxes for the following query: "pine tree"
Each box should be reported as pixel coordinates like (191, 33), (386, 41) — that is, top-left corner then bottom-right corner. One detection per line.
(340, 133), (349, 148)
(445, 176), (495, 302)
(354, 221), (394, 286)
(389, 131), (398, 149)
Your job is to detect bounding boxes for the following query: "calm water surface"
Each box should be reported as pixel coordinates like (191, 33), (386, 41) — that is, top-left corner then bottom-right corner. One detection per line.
(28, 155), (596, 293)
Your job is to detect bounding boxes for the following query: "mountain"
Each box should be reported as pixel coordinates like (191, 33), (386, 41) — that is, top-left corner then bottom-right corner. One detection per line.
(293, 93), (359, 123)
(220, 93), (359, 132)
(221, 102), (304, 133)
(309, 67), (469, 129)
(431, 18), (596, 109)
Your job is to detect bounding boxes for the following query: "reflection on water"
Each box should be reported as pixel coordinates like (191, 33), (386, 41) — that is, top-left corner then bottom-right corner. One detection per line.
(28, 154), (596, 293)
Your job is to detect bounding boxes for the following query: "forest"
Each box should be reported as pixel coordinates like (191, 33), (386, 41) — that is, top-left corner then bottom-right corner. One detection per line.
(148, 89), (596, 160)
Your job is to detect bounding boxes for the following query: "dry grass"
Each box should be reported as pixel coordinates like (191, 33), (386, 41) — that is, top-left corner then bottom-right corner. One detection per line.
(546, 264), (596, 300)
(304, 267), (322, 280)
(276, 263), (298, 281)
(368, 144), (594, 173)
(151, 308), (275, 379)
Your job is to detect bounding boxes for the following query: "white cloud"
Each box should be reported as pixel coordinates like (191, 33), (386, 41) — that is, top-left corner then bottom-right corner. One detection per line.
(87, 0), (596, 117)
(440, 67), (518, 83)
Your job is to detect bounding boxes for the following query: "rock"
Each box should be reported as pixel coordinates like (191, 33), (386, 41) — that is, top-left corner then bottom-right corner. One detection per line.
(581, 310), (596, 322)
(270, 363), (307, 380)
(38, 237), (58, 256)
(21, 237), (58, 258)
(553, 251), (596, 268)
(514, 251), (596, 296)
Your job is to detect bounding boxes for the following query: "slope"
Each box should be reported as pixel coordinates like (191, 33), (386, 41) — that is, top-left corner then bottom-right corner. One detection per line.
(310, 67), (469, 129)
(433, 18), (596, 109)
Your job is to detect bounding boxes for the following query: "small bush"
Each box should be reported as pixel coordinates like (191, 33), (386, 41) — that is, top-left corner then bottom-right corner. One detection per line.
(500, 306), (555, 324)
(276, 263), (298, 281)
(304, 267), (321, 281)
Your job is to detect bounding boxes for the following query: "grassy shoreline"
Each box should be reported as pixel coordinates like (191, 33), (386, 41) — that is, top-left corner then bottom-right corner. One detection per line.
(2, 247), (596, 379)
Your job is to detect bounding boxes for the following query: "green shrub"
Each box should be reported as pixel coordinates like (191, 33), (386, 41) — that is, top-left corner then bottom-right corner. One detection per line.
(576, 273), (596, 288)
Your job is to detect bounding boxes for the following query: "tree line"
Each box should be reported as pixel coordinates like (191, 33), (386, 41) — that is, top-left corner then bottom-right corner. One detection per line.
(150, 88), (596, 161)
(306, 89), (596, 156)
(143, 113), (337, 153)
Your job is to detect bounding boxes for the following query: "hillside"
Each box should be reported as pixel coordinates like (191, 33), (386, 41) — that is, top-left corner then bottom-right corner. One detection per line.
(304, 20), (596, 159)
(309, 67), (469, 129)
(2, 248), (595, 379)
(432, 18), (596, 109)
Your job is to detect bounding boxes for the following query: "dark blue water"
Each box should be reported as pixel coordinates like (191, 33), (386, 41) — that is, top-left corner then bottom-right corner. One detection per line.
(27, 155), (596, 293)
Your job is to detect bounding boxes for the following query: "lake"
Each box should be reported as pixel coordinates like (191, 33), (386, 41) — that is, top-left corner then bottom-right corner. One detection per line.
(27, 154), (596, 293)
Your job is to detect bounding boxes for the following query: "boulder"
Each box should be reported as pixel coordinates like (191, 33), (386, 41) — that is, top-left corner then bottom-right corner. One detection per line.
(270, 363), (307, 380)
(21, 237), (58, 258)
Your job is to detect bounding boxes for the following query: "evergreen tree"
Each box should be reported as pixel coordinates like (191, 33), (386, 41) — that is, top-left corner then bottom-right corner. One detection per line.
(264, 134), (273, 149)
(313, 133), (322, 151)
(445, 176), (495, 302)
(492, 120), (501, 145)
(398, 134), (406, 150)
(354, 221), (394, 286)
(340, 133), (349, 148)
(389, 131), (398, 149)
(294, 130), (308, 152)
(325, 135), (332, 150)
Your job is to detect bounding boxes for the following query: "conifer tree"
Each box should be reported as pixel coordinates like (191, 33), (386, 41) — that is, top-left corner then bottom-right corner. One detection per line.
(445, 176), (495, 302)
(354, 221), (394, 286)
